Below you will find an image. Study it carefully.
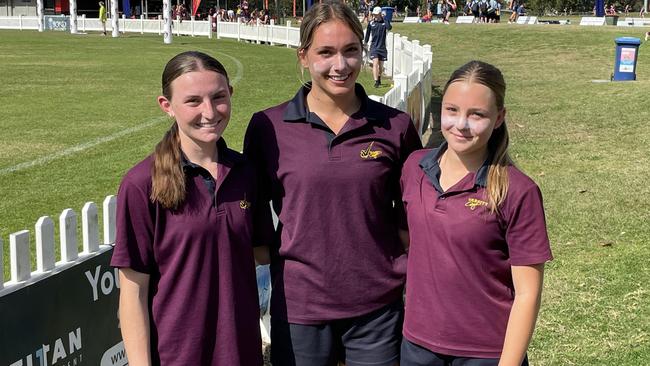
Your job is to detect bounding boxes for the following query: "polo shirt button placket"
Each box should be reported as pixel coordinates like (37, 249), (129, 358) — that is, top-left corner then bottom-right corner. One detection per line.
(328, 138), (342, 161)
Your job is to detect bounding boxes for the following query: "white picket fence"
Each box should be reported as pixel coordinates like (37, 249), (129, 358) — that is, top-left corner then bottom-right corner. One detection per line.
(0, 196), (116, 297)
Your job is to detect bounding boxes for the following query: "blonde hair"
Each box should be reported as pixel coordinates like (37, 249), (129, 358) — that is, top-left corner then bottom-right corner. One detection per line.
(151, 51), (229, 209)
(443, 60), (512, 214)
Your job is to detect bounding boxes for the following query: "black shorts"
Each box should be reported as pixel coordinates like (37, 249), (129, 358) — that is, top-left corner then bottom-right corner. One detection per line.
(271, 300), (404, 366)
(401, 339), (530, 366)
(369, 48), (388, 61)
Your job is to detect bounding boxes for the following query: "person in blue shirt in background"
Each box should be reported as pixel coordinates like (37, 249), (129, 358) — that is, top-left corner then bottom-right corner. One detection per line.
(364, 6), (392, 88)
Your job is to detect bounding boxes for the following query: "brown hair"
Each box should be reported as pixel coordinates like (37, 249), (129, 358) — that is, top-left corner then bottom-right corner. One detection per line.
(443, 60), (512, 214)
(151, 51), (230, 209)
(298, 1), (364, 54)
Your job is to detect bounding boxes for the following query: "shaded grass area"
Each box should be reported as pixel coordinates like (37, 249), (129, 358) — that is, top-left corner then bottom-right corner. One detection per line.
(393, 22), (650, 365)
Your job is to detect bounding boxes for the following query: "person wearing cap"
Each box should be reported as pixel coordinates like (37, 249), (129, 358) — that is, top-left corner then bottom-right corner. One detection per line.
(364, 6), (392, 88)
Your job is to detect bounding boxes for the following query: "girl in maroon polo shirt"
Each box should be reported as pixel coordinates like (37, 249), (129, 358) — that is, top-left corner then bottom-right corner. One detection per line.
(111, 51), (271, 365)
(400, 61), (553, 365)
(244, 2), (422, 366)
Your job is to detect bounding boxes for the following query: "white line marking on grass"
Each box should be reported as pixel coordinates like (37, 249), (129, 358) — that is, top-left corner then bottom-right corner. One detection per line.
(1, 51), (245, 176)
(0, 116), (168, 176)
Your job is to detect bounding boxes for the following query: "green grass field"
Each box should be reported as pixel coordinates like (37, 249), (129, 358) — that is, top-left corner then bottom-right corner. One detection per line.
(1, 23), (650, 364)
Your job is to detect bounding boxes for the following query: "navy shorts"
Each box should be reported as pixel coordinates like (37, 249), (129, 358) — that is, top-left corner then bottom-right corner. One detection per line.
(401, 339), (530, 366)
(369, 49), (388, 62)
(271, 300), (404, 366)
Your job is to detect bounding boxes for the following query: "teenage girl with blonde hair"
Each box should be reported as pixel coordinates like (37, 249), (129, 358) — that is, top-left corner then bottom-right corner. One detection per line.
(400, 60), (553, 366)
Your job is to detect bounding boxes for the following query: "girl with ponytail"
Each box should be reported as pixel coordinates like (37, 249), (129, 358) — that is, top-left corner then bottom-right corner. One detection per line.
(400, 61), (553, 365)
(111, 51), (273, 365)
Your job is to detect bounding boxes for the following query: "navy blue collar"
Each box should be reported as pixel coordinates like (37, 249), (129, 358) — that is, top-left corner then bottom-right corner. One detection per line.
(181, 138), (243, 171)
(419, 142), (491, 192)
(282, 82), (383, 124)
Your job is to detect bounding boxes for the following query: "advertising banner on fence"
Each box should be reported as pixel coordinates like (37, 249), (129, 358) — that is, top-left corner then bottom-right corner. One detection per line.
(44, 15), (70, 31)
(0, 248), (126, 366)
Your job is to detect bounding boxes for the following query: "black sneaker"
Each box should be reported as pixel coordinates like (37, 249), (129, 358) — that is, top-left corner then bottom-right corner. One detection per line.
(374, 80), (380, 88)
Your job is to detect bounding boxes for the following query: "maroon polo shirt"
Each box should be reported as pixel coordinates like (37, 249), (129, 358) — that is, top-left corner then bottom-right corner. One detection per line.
(400, 143), (553, 358)
(111, 138), (273, 366)
(243, 83), (422, 324)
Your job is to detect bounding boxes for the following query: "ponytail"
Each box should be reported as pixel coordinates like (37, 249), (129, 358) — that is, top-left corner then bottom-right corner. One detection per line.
(485, 123), (513, 214)
(150, 123), (186, 209)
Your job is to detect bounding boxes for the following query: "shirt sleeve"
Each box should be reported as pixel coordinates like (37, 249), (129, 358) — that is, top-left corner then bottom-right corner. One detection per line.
(504, 184), (553, 266)
(110, 176), (156, 273)
(395, 119), (423, 230)
(244, 112), (276, 247)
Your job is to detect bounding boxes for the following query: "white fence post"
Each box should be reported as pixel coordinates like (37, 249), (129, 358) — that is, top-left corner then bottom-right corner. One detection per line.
(111, 0), (119, 37)
(35, 216), (55, 273)
(103, 195), (117, 244)
(386, 32), (394, 77)
(121, 14), (126, 33)
(423, 45), (432, 69)
(414, 60), (424, 77)
(256, 18), (261, 44)
(19, 14), (23, 30)
(163, 0), (171, 43)
(176, 16), (181, 36)
(269, 19), (274, 46)
(216, 17), (220, 39)
(191, 15), (195, 36)
(411, 40), (420, 71)
(82, 202), (100, 254)
(10, 230), (31, 282)
(37, 0), (44, 32)
(393, 33), (401, 75)
(81, 14), (86, 32)
(237, 17), (241, 41)
(394, 74), (408, 103)
(70, 0), (78, 34)
(60, 209), (78, 262)
(140, 14), (144, 34)
(401, 36), (410, 75)
(286, 21), (291, 48)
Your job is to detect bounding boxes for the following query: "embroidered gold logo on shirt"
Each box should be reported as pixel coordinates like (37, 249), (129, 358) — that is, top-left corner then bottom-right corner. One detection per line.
(360, 141), (382, 159)
(240, 195), (251, 210)
(465, 198), (488, 211)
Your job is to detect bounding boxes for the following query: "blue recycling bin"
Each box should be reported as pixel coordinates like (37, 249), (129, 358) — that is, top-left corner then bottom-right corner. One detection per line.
(381, 6), (395, 23)
(613, 37), (641, 81)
